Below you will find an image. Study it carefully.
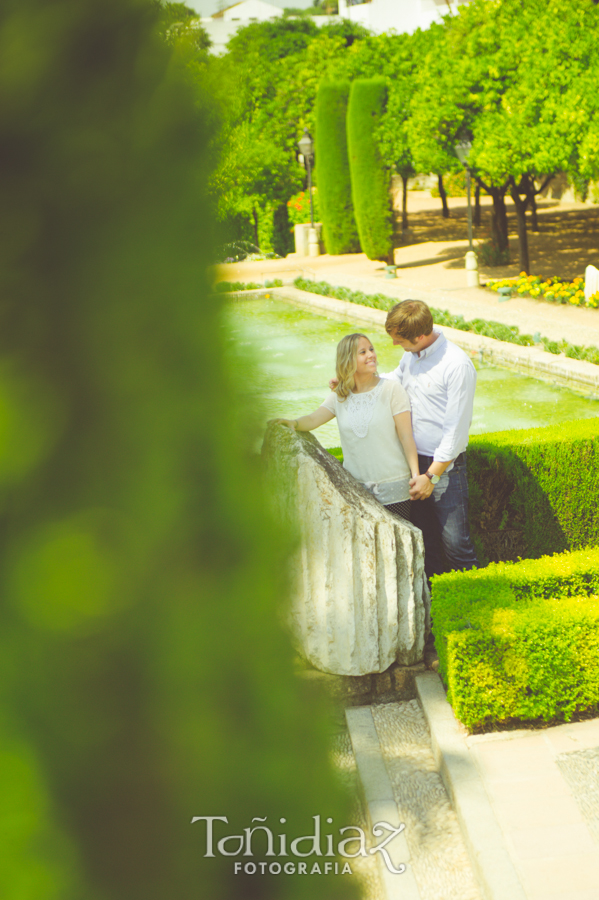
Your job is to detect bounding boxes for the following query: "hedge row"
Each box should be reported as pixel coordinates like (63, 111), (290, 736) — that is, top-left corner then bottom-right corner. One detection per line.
(432, 549), (599, 730)
(347, 79), (393, 262)
(315, 82), (360, 255)
(467, 418), (599, 565)
(292, 277), (599, 364)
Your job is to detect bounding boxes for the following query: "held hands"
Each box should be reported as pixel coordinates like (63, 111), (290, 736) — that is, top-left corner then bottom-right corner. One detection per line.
(409, 474), (434, 501)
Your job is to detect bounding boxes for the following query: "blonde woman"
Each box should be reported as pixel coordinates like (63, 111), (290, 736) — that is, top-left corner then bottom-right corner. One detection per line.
(271, 333), (419, 520)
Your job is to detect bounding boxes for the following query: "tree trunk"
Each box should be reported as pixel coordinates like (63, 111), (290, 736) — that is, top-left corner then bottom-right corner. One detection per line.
(509, 176), (530, 274)
(437, 174), (450, 218)
(530, 192), (538, 232)
(485, 185), (509, 253)
(473, 182), (481, 227)
(252, 207), (259, 248)
(401, 174), (408, 231)
(521, 175), (539, 232)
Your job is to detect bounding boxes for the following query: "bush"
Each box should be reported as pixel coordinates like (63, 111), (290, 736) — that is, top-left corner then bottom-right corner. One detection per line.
(346, 79), (393, 261)
(430, 170), (467, 198)
(477, 239), (510, 266)
(468, 418), (599, 565)
(315, 82), (360, 254)
(432, 549), (599, 730)
(287, 189), (320, 227)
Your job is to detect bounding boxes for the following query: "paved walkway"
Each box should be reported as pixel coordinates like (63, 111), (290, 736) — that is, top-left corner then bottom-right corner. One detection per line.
(217, 247), (599, 350)
(346, 677), (599, 900)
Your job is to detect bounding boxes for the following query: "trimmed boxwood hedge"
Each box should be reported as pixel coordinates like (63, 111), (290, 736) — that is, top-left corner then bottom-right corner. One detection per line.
(315, 81), (360, 255)
(432, 549), (599, 730)
(468, 418), (599, 566)
(346, 78), (393, 262)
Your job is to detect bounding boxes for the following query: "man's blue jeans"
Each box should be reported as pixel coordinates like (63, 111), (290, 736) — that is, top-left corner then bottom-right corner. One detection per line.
(410, 453), (479, 580)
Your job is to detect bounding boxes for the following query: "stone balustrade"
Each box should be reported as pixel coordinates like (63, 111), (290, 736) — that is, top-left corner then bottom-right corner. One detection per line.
(262, 424), (429, 676)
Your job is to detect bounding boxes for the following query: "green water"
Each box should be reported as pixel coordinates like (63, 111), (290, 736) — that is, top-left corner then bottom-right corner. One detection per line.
(223, 297), (599, 448)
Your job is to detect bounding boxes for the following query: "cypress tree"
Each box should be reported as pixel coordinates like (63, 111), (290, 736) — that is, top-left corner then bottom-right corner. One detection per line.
(347, 78), (394, 261)
(315, 81), (360, 254)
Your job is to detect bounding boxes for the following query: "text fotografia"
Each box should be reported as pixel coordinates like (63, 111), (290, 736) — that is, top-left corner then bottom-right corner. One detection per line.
(191, 815), (407, 875)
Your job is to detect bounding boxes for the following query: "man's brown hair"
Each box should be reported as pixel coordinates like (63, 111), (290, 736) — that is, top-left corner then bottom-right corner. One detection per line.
(385, 300), (434, 342)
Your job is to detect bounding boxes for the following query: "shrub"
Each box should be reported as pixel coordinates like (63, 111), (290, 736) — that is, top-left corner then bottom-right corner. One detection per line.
(346, 79), (393, 261)
(287, 189), (320, 227)
(315, 81), (360, 254)
(432, 549), (599, 730)
(477, 239), (510, 267)
(468, 418), (599, 565)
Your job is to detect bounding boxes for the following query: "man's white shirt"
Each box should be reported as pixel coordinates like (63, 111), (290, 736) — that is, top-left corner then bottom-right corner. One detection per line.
(383, 327), (477, 470)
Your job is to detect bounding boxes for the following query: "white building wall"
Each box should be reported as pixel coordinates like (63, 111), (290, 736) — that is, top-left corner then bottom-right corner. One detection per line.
(338, 0), (469, 35)
(221, 0), (283, 21)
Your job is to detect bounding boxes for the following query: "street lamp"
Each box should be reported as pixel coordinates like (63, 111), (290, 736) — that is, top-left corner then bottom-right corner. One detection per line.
(298, 129), (315, 228)
(298, 128), (319, 257)
(454, 138), (479, 287)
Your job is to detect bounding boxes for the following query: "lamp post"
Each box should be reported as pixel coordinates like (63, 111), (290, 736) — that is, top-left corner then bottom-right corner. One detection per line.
(454, 138), (479, 287)
(298, 129), (315, 226)
(298, 129), (319, 256)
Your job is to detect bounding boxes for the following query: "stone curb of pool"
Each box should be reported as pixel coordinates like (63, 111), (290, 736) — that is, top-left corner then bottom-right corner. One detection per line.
(346, 674), (528, 900)
(227, 286), (599, 395)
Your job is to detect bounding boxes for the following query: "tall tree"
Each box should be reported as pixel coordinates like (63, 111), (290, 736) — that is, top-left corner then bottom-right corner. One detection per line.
(347, 78), (394, 261)
(315, 81), (361, 253)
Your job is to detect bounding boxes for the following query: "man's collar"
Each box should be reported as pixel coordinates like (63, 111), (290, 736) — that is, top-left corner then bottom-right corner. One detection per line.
(417, 327), (446, 361)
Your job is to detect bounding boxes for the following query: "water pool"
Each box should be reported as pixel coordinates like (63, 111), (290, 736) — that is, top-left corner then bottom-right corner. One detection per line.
(224, 297), (599, 448)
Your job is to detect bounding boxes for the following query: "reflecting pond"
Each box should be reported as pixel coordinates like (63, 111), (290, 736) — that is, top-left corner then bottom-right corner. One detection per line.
(223, 297), (599, 449)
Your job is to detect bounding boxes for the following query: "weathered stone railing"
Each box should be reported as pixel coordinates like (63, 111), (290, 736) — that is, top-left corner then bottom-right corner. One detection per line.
(262, 424), (429, 676)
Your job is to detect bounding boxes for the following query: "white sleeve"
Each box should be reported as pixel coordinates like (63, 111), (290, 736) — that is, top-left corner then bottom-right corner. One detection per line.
(389, 380), (411, 416)
(320, 392), (337, 416)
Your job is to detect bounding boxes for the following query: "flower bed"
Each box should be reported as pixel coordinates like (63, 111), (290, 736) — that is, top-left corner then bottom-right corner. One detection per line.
(488, 273), (599, 309)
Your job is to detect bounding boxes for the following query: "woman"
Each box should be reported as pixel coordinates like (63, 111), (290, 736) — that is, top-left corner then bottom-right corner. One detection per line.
(271, 333), (419, 520)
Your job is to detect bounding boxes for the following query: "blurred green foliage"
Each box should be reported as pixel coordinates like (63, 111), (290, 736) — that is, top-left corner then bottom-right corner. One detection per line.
(0, 1), (358, 898)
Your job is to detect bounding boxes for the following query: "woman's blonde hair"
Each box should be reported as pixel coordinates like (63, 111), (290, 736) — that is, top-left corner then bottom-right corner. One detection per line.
(335, 333), (372, 400)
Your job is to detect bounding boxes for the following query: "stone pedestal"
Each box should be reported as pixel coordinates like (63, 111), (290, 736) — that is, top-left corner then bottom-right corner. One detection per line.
(465, 250), (479, 287)
(294, 222), (323, 256)
(262, 425), (429, 676)
(585, 264), (599, 302)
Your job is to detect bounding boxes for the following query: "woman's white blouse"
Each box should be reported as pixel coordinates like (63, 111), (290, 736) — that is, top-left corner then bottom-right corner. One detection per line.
(321, 378), (412, 504)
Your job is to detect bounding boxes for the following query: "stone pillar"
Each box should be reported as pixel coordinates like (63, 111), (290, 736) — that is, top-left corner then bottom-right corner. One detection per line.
(294, 222), (323, 256)
(465, 250), (479, 287)
(262, 425), (429, 676)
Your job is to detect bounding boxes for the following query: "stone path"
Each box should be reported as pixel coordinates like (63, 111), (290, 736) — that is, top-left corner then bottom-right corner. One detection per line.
(341, 700), (482, 900)
(343, 676), (599, 900)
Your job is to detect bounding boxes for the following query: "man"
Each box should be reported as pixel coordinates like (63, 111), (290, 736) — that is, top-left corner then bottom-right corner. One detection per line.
(384, 299), (478, 580)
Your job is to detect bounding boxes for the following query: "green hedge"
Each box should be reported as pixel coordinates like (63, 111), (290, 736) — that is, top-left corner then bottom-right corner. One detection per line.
(468, 418), (599, 565)
(315, 81), (360, 255)
(291, 277), (599, 363)
(346, 79), (393, 261)
(432, 549), (599, 730)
